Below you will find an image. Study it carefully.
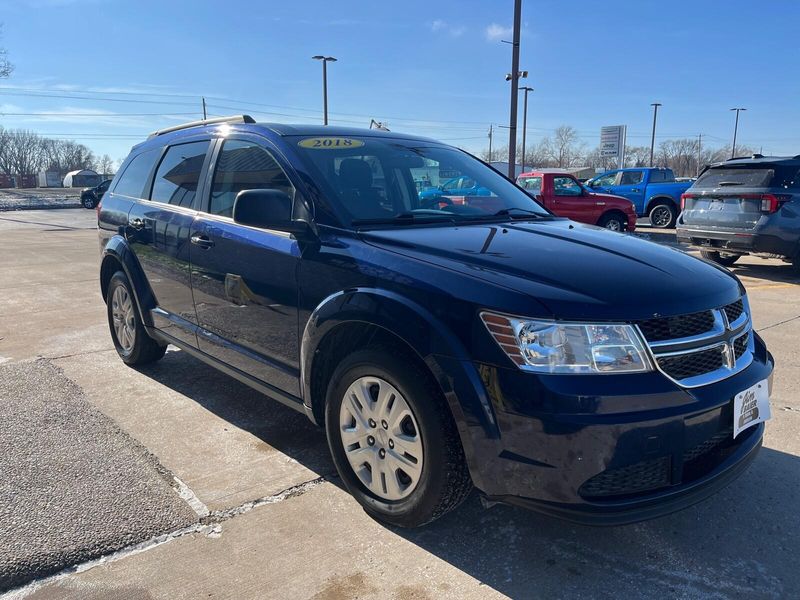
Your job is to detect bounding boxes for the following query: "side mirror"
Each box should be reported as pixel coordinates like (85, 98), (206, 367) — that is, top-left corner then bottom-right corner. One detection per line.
(232, 189), (312, 237)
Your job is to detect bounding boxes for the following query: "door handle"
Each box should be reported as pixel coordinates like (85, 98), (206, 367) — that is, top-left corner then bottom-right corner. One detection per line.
(191, 234), (215, 249)
(630, 188), (640, 193)
(596, 202), (606, 206)
(128, 217), (145, 230)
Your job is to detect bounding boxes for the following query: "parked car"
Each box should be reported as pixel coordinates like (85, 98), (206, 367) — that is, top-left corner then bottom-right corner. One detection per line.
(80, 179), (112, 209)
(585, 167), (692, 229)
(418, 174), (491, 204)
(98, 115), (773, 528)
(517, 169), (636, 231)
(677, 155), (800, 270)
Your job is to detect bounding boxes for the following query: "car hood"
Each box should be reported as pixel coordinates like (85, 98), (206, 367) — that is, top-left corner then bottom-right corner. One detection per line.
(360, 218), (741, 320)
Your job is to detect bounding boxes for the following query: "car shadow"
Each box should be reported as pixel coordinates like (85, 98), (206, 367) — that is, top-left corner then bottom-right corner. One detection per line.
(138, 349), (798, 598)
(729, 261), (800, 286)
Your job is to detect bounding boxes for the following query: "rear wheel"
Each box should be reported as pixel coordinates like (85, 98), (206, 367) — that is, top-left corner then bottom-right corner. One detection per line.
(701, 250), (741, 267)
(106, 271), (167, 365)
(649, 202), (677, 229)
(598, 212), (626, 232)
(325, 347), (472, 528)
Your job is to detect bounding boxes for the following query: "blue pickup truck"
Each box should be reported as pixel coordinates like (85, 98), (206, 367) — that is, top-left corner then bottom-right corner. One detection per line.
(585, 167), (692, 228)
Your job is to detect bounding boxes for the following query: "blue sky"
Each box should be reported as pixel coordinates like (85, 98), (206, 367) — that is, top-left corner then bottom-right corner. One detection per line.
(0, 0), (798, 162)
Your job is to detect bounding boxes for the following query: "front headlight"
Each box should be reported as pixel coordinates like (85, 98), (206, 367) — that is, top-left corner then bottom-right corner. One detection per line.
(481, 312), (654, 374)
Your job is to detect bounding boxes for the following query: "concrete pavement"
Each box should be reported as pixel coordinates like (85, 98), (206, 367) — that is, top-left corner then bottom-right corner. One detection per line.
(1, 209), (798, 599)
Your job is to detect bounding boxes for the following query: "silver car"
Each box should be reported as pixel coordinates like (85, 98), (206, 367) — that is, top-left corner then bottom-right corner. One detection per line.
(677, 155), (800, 271)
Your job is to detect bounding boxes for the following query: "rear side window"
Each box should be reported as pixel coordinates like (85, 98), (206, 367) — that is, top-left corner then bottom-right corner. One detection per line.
(209, 140), (294, 217)
(150, 141), (210, 207)
(620, 170), (644, 185)
(112, 149), (160, 199)
(517, 176), (542, 192)
(695, 167), (774, 188)
(649, 169), (674, 183)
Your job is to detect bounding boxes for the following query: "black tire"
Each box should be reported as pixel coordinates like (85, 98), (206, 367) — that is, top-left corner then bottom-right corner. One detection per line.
(106, 271), (167, 365)
(325, 346), (472, 528)
(649, 202), (677, 229)
(598, 212), (626, 232)
(701, 250), (741, 267)
(81, 195), (96, 209)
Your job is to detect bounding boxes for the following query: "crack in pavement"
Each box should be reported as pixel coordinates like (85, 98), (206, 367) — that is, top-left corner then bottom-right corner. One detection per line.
(757, 314), (800, 332)
(1, 475), (330, 599)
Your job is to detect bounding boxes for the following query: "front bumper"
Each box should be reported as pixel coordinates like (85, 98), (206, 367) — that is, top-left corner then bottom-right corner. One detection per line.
(466, 335), (774, 525)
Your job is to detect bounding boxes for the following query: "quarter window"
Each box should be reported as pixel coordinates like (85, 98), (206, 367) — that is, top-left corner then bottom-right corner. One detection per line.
(209, 140), (295, 218)
(150, 141), (210, 207)
(112, 149), (161, 199)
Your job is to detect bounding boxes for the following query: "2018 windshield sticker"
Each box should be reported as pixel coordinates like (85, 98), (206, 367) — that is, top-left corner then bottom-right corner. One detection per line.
(298, 137), (365, 149)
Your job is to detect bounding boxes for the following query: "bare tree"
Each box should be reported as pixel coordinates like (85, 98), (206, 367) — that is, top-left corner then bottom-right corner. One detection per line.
(98, 154), (114, 177)
(0, 25), (12, 79)
(550, 126), (584, 168)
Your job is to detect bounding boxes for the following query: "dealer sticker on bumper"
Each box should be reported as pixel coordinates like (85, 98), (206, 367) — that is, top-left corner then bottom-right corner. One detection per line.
(733, 378), (771, 438)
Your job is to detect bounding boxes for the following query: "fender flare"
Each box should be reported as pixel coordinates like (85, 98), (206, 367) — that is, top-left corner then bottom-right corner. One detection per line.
(300, 288), (501, 482)
(100, 235), (156, 327)
(644, 195), (677, 215)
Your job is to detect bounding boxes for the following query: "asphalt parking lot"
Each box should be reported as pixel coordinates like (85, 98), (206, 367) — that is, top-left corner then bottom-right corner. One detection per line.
(1, 208), (798, 599)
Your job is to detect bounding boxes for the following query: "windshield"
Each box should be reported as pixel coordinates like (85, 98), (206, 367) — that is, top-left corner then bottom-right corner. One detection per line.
(291, 136), (549, 226)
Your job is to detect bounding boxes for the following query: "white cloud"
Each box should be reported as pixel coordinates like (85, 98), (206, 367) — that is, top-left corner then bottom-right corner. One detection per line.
(428, 20), (466, 37)
(485, 23), (513, 41)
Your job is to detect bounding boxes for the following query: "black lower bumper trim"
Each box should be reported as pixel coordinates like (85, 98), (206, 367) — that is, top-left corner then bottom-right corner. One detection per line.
(484, 423), (763, 526)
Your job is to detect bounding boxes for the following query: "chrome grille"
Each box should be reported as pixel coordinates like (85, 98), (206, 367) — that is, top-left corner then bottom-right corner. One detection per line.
(637, 310), (715, 342)
(639, 298), (752, 387)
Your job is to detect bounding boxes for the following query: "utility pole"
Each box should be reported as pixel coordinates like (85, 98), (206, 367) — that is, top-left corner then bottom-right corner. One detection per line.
(488, 124), (493, 162)
(519, 86), (533, 173)
(312, 55), (338, 125)
(696, 133), (702, 177)
(649, 103), (661, 167)
(506, 0), (522, 179)
(202, 97), (207, 120)
(730, 108), (746, 158)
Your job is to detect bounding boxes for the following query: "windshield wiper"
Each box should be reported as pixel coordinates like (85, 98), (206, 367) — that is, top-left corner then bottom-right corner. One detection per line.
(352, 212), (455, 226)
(717, 181), (744, 186)
(492, 207), (545, 218)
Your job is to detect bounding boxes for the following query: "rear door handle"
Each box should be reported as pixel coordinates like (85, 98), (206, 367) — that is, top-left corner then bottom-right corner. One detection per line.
(128, 217), (145, 230)
(190, 234), (215, 249)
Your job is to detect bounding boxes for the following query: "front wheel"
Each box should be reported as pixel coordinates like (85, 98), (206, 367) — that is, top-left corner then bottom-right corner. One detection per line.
(81, 195), (96, 209)
(649, 202), (677, 229)
(325, 347), (472, 528)
(701, 250), (741, 267)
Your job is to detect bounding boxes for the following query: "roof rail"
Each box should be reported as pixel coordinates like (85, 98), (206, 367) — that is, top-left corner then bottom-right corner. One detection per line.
(726, 155), (751, 161)
(147, 115), (255, 139)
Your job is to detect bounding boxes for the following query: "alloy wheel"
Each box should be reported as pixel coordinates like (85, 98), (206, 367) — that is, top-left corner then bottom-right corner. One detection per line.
(111, 284), (136, 353)
(339, 376), (424, 501)
(651, 206), (672, 228)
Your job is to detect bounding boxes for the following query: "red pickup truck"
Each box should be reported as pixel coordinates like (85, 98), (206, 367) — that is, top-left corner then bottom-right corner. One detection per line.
(517, 170), (637, 232)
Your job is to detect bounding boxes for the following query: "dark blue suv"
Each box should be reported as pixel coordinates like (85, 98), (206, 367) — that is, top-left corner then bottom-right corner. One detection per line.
(98, 116), (774, 527)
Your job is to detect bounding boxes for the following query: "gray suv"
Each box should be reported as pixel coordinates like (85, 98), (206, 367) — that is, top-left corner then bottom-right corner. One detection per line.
(677, 155), (800, 270)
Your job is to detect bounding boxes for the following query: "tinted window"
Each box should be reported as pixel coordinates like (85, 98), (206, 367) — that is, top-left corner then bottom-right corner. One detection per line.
(620, 170), (644, 185)
(694, 167), (774, 188)
(210, 140), (294, 217)
(150, 141), (209, 207)
(649, 170), (666, 183)
(113, 149), (160, 199)
(553, 177), (582, 196)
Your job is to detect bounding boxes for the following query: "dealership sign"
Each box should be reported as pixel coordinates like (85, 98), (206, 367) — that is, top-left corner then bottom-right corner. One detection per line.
(600, 125), (627, 162)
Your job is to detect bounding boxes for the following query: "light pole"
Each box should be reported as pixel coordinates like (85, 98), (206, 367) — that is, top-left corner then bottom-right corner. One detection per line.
(649, 102), (661, 167)
(730, 108), (746, 158)
(505, 0), (522, 179)
(312, 55), (337, 125)
(519, 86), (534, 173)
